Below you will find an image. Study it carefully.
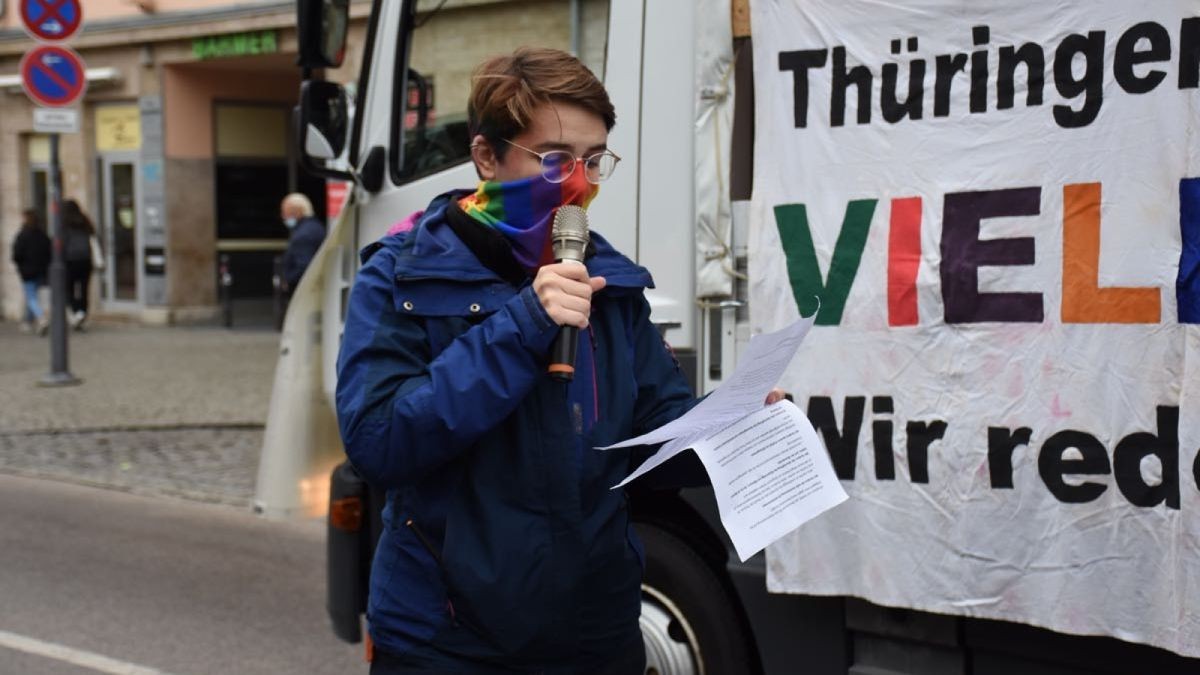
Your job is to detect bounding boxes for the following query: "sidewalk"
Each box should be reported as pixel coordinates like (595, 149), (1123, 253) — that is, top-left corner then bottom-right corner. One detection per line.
(0, 319), (281, 506)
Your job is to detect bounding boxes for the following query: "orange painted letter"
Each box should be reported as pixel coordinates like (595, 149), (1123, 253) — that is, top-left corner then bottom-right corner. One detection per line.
(1061, 183), (1160, 323)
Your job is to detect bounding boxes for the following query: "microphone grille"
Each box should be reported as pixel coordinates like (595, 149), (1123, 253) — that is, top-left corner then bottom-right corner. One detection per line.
(551, 205), (590, 263)
(552, 205), (590, 241)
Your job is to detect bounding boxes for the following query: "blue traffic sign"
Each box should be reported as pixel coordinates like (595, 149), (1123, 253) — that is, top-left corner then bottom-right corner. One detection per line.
(20, 0), (82, 42)
(20, 45), (87, 108)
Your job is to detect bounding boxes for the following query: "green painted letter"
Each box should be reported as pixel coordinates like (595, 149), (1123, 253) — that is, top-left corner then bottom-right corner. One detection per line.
(774, 199), (877, 324)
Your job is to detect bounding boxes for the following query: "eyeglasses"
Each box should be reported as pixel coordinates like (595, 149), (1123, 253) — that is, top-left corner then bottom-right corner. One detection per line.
(503, 139), (621, 184)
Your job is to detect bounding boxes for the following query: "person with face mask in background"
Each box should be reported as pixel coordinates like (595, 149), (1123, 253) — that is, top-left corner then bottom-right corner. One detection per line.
(278, 193), (326, 298)
(335, 47), (786, 674)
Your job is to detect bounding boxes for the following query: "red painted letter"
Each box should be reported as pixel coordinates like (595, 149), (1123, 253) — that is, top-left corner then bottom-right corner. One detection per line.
(888, 197), (922, 326)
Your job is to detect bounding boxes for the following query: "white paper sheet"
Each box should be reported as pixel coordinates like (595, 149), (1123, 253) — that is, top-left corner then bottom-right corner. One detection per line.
(606, 315), (814, 487)
(692, 401), (848, 561)
(603, 314), (816, 456)
(605, 315), (844, 558)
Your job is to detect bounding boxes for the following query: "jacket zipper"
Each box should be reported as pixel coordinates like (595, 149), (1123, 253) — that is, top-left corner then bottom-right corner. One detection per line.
(405, 518), (442, 565)
(404, 518), (505, 648)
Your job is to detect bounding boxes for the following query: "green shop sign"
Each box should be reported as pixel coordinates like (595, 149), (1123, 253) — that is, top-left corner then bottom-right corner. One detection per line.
(192, 30), (279, 60)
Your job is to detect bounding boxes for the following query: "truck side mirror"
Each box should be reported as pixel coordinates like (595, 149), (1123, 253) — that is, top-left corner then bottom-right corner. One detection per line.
(298, 80), (353, 181)
(297, 0), (350, 69)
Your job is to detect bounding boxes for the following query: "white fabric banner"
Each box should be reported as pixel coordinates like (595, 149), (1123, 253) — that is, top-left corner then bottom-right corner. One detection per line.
(750, 0), (1200, 657)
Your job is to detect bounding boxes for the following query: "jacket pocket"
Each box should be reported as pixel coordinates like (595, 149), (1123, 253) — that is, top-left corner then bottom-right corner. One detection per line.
(435, 496), (569, 658)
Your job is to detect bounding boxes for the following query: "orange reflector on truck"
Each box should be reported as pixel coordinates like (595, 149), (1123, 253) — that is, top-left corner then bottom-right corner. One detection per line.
(330, 496), (363, 532)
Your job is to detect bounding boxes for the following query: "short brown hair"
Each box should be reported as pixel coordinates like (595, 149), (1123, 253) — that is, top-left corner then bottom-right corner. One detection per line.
(468, 47), (615, 160)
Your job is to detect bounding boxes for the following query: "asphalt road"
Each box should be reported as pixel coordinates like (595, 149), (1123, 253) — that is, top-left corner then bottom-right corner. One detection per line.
(0, 474), (364, 675)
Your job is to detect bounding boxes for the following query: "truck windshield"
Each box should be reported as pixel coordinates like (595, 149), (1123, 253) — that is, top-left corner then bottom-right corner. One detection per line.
(393, 0), (611, 183)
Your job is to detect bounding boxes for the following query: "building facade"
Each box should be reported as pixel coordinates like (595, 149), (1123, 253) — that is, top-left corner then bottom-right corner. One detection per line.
(0, 0), (369, 323)
(0, 0), (604, 323)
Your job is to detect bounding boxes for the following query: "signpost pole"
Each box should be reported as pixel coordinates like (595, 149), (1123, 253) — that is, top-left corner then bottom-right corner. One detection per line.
(20, 0), (84, 386)
(41, 132), (78, 386)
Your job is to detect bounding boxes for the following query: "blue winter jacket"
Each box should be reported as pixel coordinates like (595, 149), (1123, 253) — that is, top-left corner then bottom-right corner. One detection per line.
(282, 216), (326, 287)
(335, 192), (696, 667)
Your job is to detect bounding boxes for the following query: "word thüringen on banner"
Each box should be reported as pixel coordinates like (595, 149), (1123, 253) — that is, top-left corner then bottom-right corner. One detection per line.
(779, 18), (1200, 129)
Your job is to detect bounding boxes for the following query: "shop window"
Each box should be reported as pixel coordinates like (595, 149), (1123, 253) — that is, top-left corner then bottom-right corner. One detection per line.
(214, 103), (291, 240)
(29, 169), (49, 228)
(214, 103), (325, 300)
(216, 105), (288, 159)
(215, 163), (290, 240)
(27, 135), (50, 226)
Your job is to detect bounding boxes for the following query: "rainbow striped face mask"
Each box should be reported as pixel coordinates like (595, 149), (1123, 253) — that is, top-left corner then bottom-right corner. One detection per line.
(458, 167), (598, 272)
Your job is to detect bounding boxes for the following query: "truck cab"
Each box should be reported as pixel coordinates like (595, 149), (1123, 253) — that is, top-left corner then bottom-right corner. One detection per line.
(261, 1), (1200, 673)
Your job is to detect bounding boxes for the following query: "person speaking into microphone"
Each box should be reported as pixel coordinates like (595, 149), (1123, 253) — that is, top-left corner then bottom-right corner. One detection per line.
(336, 47), (783, 675)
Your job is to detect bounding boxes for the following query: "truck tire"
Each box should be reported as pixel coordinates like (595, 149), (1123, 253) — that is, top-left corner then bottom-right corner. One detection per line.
(637, 521), (755, 675)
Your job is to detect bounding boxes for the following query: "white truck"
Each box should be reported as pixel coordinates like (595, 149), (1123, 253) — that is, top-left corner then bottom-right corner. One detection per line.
(258, 0), (1200, 673)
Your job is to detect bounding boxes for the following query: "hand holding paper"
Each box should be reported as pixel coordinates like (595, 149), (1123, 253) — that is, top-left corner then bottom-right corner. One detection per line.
(604, 315), (848, 560)
(602, 314), (815, 457)
(691, 400), (847, 561)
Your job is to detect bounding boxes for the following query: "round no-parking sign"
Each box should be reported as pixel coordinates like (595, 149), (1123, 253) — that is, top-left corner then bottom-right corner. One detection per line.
(20, 45), (87, 108)
(20, 0), (82, 42)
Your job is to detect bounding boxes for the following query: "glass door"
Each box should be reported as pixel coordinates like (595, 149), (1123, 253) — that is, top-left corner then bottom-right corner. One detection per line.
(27, 135), (51, 228)
(101, 154), (140, 304)
(29, 167), (49, 228)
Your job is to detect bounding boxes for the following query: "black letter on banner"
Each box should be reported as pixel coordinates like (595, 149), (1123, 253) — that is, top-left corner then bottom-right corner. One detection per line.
(872, 396), (895, 480)
(1053, 31), (1106, 128)
(831, 46), (873, 126)
(970, 26), (991, 113)
(997, 43), (1045, 110)
(881, 52), (925, 123)
(906, 420), (946, 484)
(1194, 439), (1200, 494)
(1039, 430), (1110, 503)
(1113, 406), (1180, 509)
(808, 396), (865, 480)
(779, 49), (829, 128)
(988, 426), (1033, 488)
(1180, 18), (1200, 88)
(1114, 22), (1170, 94)
(941, 188), (1044, 323)
(934, 53), (968, 117)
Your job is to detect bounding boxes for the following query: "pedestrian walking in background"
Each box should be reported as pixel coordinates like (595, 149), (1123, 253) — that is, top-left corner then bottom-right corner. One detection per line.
(62, 199), (98, 330)
(11, 208), (51, 335)
(279, 193), (326, 300)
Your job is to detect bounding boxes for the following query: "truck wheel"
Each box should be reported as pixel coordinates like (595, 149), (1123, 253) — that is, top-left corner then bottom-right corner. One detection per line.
(637, 522), (754, 675)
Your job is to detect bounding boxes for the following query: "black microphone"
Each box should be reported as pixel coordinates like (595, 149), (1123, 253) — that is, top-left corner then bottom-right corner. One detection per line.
(547, 205), (590, 382)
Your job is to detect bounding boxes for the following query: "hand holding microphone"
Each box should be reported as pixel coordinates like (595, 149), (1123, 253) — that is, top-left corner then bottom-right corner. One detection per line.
(535, 206), (605, 381)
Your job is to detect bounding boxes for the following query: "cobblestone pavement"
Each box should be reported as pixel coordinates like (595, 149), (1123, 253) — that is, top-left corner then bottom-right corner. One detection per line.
(0, 427), (263, 507)
(0, 320), (281, 507)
